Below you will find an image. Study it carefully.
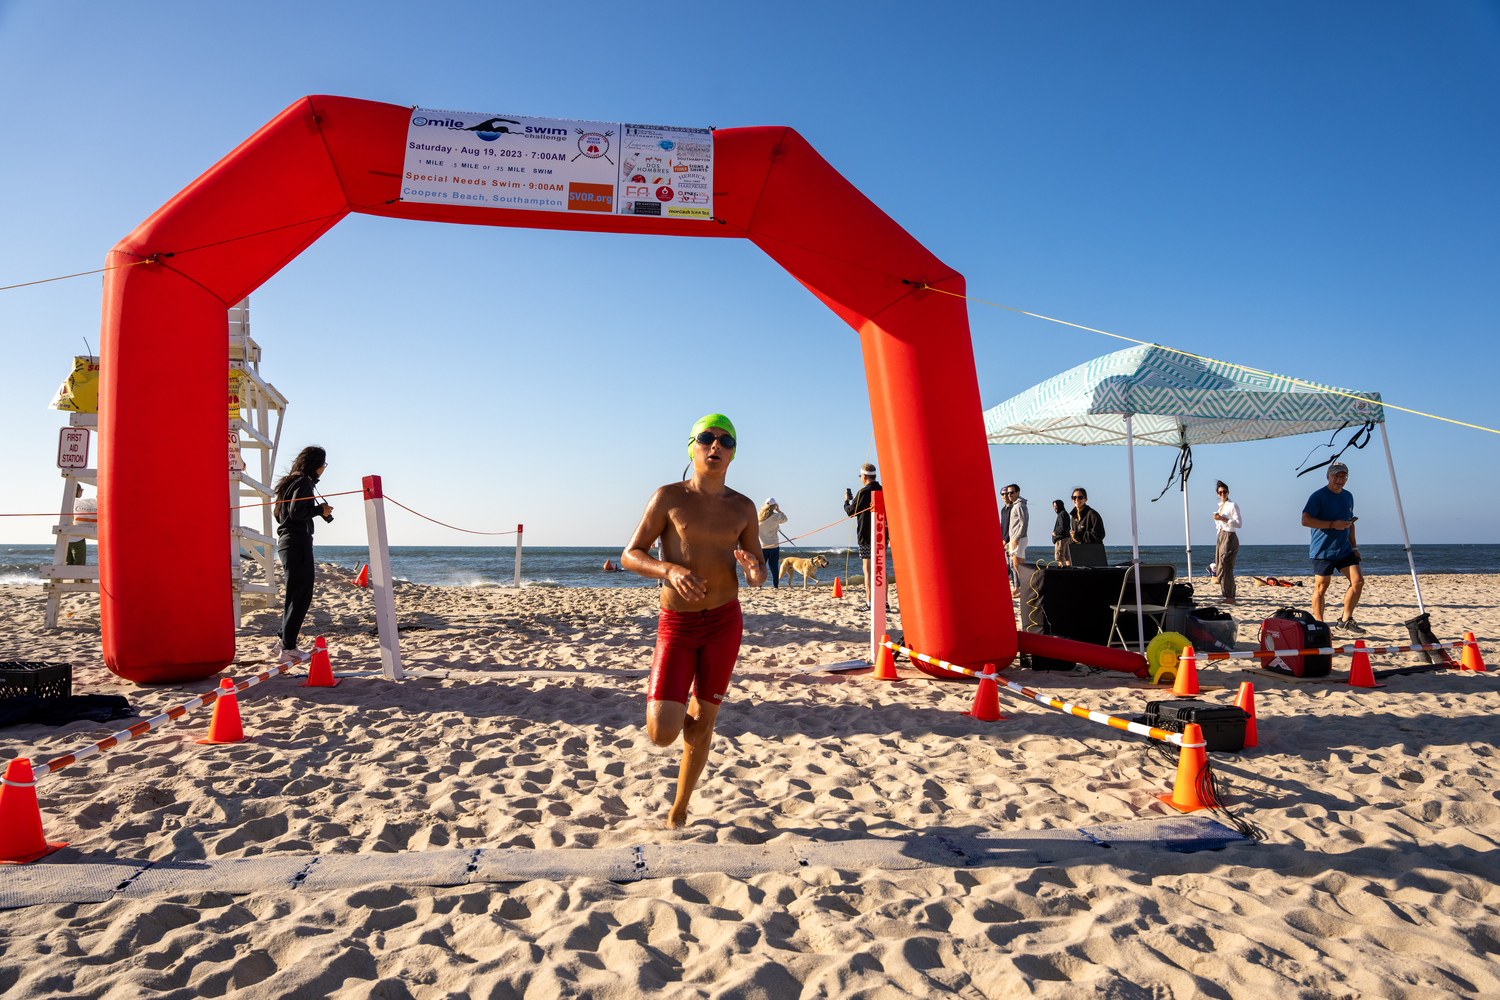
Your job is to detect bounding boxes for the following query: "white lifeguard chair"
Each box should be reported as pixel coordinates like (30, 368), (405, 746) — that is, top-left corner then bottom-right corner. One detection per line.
(40, 407), (100, 626)
(41, 299), (288, 626)
(228, 297), (288, 621)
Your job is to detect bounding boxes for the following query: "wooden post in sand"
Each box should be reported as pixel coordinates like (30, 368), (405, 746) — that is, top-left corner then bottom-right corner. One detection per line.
(362, 475), (404, 681)
(870, 491), (888, 665)
(513, 524), (524, 588)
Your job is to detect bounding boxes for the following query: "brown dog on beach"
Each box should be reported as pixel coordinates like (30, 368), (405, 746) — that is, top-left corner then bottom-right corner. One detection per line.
(780, 554), (830, 588)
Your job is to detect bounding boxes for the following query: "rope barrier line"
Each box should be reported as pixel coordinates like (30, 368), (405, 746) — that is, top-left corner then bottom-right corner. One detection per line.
(0, 487), (368, 517)
(231, 488), (365, 512)
(910, 282), (1500, 437)
(382, 495), (519, 536)
(881, 640), (1187, 747)
(33, 661), (295, 781)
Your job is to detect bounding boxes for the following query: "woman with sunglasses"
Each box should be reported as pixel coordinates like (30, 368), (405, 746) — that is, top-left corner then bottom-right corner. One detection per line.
(1211, 480), (1242, 604)
(622, 413), (766, 828)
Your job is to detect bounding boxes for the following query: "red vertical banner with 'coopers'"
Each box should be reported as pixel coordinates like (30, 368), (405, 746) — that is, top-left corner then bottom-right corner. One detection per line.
(401, 108), (711, 220)
(870, 490), (887, 664)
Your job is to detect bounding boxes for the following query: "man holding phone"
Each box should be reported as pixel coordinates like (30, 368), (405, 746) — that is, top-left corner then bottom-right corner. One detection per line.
(1301, 462), (1364, 632)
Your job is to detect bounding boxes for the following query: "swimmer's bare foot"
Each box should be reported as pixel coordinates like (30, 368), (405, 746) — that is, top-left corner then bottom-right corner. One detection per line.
(664, 809), (687, 829)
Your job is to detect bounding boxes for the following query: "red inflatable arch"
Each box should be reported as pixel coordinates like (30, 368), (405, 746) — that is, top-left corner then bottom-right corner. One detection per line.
(98, 95), (1014, 682)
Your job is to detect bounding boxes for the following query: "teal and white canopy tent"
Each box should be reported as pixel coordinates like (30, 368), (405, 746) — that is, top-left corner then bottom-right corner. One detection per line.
(984, 344), (1422, 648)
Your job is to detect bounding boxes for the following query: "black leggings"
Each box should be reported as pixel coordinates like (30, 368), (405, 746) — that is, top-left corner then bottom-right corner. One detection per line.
(764, 546), (781, 588)
(278, 539), (315, 649)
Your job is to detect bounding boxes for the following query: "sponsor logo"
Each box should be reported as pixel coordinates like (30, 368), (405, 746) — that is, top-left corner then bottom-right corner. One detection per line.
(626, 201), (662, 216)
(625, 185), (653, 198)
(630, 174), (646, 183)
(672, 164), (689, 173)
(568, 181), (614, 212)
(675, 190), (710, 205)
(573, 129), (614, 163)
(417, 116), (524, 141)
(656, 186), (675, 202)
(641, 156), (665, 174)
(667, 206), (711, 219)
(658, 140), (675, 150)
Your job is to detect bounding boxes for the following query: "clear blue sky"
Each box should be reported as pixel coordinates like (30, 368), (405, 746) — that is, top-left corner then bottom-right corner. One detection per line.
(2, 1), (1496, 550)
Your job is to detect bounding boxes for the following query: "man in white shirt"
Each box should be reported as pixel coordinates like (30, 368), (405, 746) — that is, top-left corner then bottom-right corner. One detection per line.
(1212, 480), (1242, 604)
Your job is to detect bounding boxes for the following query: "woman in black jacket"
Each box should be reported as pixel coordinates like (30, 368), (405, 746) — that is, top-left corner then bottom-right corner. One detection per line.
(272, 446), (333, 662)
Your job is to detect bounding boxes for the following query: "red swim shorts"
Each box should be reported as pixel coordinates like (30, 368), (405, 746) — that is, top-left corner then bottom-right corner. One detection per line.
(649, 600), (743, 706)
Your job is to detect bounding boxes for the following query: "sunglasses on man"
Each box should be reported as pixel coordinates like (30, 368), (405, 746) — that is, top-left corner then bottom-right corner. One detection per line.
(693, 431), (736, 449)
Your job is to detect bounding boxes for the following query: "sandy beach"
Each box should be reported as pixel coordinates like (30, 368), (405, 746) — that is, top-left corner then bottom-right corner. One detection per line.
(1, 567), (1497, 998)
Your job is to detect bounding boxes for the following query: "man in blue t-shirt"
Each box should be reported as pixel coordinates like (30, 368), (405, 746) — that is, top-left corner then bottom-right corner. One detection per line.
(1301, 462), (1364, 633)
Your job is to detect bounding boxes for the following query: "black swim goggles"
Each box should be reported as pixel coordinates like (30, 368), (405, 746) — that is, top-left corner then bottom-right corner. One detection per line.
(692, 431), (737, 449)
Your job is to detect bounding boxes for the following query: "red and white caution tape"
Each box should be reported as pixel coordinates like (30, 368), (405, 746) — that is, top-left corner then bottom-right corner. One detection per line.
(33, 660), (297, 781)
(882, 640), (1186, 746)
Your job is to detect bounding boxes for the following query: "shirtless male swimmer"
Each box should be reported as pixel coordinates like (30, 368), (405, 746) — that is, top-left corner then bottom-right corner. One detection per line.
(622, 414), (767, 828)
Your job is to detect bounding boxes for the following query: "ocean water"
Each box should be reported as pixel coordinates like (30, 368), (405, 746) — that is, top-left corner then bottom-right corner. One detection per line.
(2, 543), (1494, 589)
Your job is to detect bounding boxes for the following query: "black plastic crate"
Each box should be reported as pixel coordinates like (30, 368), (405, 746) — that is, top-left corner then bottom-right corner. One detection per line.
(1145, 699), (1249, 752)
(0, 662), (73, 703)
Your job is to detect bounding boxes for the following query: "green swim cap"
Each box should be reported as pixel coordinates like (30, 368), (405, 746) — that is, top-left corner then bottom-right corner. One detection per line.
(688, 413), (737, 459)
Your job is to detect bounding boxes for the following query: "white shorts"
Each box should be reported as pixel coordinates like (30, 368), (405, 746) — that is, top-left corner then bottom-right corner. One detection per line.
(1009, 537), (1028, 561)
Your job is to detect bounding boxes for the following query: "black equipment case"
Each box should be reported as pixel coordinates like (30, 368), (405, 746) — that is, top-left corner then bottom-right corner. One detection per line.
(1259, 608), (1332, 677)
(1144, 699), (1249, 753)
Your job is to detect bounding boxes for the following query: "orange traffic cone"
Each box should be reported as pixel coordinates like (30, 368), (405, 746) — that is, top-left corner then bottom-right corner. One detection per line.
(832, 577), (843, 598)
(1156, 723), (1217, 813)
(302, 636), (339, 688)
(1172, 645), (1201, 696)
(1234, 681), (1258, 748)
(350, 563), (369, 588)
(1347, 639), (1385, 688)
(873, 634), (900, 681)
(965, 663), (1006, 721)
(1461, 631), (1486, 672)
(196, 679), (248, 744)
(0, 759), (66, 864)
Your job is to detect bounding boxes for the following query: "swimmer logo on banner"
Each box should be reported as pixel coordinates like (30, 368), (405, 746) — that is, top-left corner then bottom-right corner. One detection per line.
(401, 108), (712, 220)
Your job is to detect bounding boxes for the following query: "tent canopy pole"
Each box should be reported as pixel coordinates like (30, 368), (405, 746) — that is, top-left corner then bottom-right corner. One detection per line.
(1180, 438), (1192, 584)
(1378, 421), (1424, 614)
(1126, 414), (1146, 652)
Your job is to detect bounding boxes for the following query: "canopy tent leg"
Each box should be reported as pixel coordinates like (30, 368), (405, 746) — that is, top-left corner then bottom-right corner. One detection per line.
(1182, 478), (1192, 584)
(1379, 421), (1424, 614)
(1126, 414), (1146, 653)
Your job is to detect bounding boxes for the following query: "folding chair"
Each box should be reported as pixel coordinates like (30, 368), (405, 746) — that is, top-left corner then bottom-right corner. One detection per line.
(1108, 563), (1176, 651)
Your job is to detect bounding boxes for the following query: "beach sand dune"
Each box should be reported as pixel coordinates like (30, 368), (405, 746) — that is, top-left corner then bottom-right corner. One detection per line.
(1, 570), (1497, 998)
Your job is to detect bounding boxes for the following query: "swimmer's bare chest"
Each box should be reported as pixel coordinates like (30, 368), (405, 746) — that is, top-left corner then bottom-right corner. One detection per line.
(660, 487), (749, 610)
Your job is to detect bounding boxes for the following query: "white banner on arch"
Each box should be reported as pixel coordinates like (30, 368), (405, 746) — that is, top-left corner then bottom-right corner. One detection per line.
(400, 108), (711, 220)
